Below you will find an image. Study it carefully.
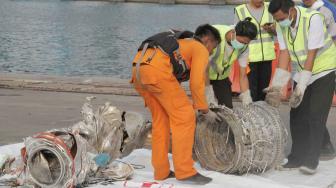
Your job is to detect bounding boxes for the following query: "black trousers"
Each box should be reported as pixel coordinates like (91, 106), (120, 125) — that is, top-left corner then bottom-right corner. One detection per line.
(248, 60), (273, 102)
(321, 88), (336, 150)
(322, 126), (333, 149)
(210, 78), (233, 109)
(288, 72), (335, 168)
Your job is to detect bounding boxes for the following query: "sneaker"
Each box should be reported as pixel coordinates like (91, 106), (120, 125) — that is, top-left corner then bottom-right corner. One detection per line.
(320, 143), (336, 161)
(179, 173), (212, 185)
(300, 165), (317, 175)
(278, 161), (301, 171)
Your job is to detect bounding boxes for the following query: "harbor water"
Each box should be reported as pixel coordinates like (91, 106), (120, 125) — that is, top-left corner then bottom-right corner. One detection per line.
(0, 0), (235, 78)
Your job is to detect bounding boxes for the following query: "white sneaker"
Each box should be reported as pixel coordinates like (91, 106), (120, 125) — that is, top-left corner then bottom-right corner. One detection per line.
(299, 166), (317, 175)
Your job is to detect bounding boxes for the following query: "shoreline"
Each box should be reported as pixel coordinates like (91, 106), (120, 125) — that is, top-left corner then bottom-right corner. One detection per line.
(0, 73), (138, 96)
(0, 73), (195, 97)
(0, 72), (334, 105)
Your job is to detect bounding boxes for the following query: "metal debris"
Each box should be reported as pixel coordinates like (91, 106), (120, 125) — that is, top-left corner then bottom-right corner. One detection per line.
(19, 97), (151, 187)
(98, 161), (135, 181)
(121, 111), (152, 157)
(23, 130), (91, 187)
(0, 154), (14, 176)
(0, 177), (23, 187)
(72, 96), (125, 160)
(194, 101), (287, 174)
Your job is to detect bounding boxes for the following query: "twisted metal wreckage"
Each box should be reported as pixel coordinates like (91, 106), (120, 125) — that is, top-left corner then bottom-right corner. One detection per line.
(0, 97), (288, 187)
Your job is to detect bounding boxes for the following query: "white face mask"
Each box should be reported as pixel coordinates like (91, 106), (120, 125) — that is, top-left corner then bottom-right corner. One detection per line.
(231, 32), (245, 50)
(279, 10), (293, 28)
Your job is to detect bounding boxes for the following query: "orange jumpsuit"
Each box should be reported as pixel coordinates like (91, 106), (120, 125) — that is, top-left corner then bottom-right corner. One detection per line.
(130, 38), (209, 180)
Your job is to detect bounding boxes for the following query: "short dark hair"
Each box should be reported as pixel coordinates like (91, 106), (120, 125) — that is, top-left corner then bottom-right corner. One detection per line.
(268, 0), (295, 14)
(235, 17), (257, 40)
(195, 24), (221, 44)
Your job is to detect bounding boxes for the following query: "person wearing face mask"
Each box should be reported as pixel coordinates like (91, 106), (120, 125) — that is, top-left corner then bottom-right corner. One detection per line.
(266, 0), (336, 175)
(206, 18), (258, 108)
(302, 0), (336, 161)
(131, 24), (221, 185)
(234, 0), (277, 102)
(302, 0), (336, 43)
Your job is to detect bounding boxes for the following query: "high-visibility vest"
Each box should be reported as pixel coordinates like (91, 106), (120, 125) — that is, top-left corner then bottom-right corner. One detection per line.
(280, 6), (336, 74)
(235, 2), (276, 62)
(208, 25), (241, 80)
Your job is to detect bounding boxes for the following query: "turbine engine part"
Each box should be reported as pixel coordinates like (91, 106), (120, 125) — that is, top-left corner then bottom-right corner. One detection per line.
(194, 101), (287, 174)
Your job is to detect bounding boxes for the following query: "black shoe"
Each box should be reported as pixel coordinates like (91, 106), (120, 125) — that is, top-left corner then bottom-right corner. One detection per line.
(320, 143), (336, 161)
(300, 165), (317, 175)
(179, 173), (212, 185)
(279, 161), (301, 171)
(157, 171), (175, 181)
(166, 171), (175, 179)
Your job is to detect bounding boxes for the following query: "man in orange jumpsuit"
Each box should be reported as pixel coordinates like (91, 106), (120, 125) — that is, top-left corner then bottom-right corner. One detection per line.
(130, 25), (221, 185)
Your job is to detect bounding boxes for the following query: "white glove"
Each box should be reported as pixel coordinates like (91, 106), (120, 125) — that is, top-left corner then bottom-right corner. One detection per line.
(289, 70), (312, 108)
(202, 110), (224, 124)
(264, 68), (291, 107)
(270, 68), (291, 88)
(205, 85), (218, 107)
(264, 87), (282, 107)
(239, 89), (253, 107)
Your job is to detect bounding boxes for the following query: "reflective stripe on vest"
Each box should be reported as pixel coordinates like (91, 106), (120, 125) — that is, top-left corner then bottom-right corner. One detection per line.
(235, 2), (275, 62)
(209, 25), (240, 80)
(281, 6), (336, 75)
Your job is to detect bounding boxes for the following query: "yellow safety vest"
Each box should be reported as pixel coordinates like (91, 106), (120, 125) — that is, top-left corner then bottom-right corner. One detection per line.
(209, 25), (243, 80)
(280, 6), (336, 75)
(235, 2), (276, 62)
